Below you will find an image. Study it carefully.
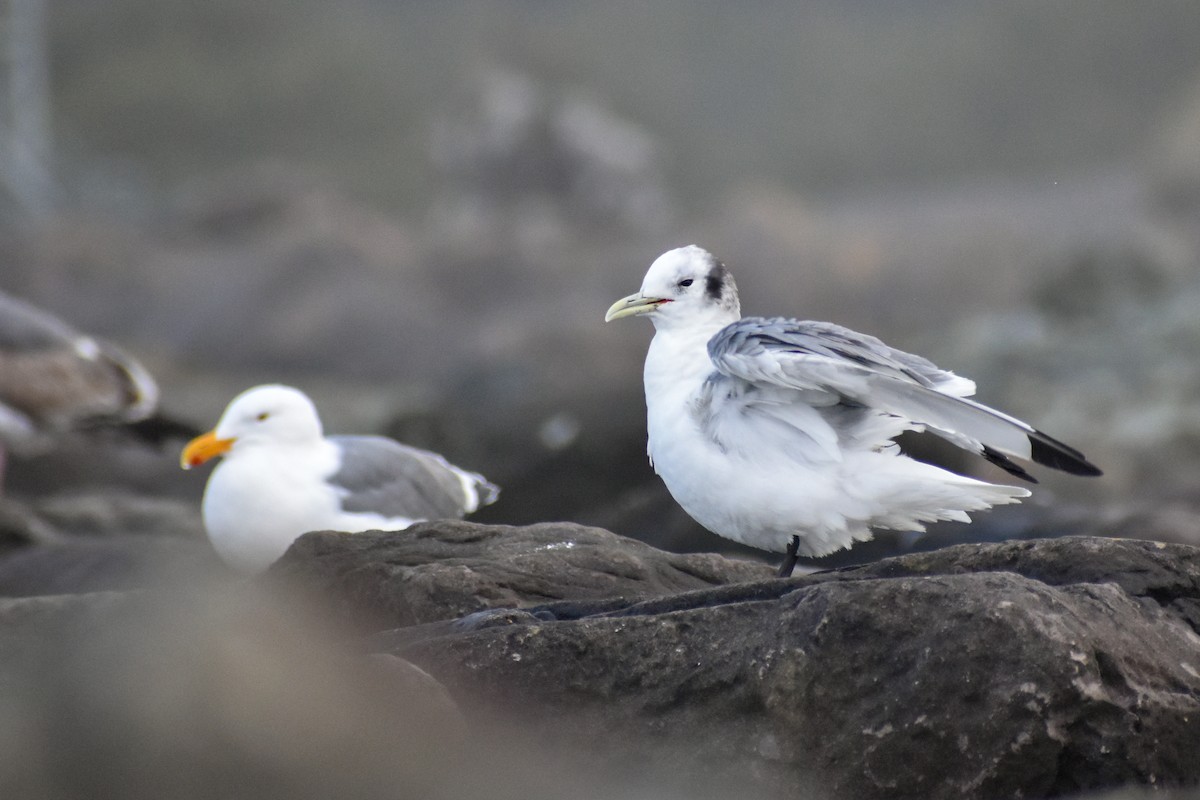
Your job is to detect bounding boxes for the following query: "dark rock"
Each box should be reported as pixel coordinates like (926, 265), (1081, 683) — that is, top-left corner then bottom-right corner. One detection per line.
(0, 536), (226, 597)
(1079, 789), (1200, 800)
(429, 68), (674, 234)
(29, 491), (205, 540)
(0, 498), (63, 555)
(0, 486), (217, 596)
(1031, 244), (1172, 323)
(265, 519), (774, 630)
(7, 428), (204, 505)
(933, 232), (1200, 528)
(382, 536), (1200, 800)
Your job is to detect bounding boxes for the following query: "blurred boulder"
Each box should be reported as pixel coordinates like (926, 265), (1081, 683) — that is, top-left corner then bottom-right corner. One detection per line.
(1152, 68), (1200, 220)
(429, 67), (674, 246)
(0, 583), (467, 800)
(389, 536), (1200, 800)
(936, 236), (1200, 525)
(0, 499), (61, 555)
(0, 167), (445, 379)
(0, 536), (223, 597)
(1031, 243), (1173, 323)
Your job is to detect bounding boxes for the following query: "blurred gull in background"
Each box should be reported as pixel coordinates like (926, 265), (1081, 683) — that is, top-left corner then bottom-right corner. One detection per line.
(0, 289), (158, 489)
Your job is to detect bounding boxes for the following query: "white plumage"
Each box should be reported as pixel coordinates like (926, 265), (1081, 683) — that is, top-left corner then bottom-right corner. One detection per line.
(182, 384), (498, 573)
(606, 246), (1100, 575)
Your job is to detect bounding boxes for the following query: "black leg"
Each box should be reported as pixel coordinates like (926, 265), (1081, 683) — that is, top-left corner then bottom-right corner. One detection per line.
(777, 535), (800, 578)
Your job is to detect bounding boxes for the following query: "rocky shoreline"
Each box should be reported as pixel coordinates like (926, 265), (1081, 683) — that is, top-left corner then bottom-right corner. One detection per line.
(1, 522), (1197, 799)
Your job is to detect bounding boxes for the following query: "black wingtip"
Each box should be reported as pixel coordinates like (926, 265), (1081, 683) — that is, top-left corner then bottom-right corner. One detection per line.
(981, 445), (1039, 484)
(1029, 432), (1103, 477)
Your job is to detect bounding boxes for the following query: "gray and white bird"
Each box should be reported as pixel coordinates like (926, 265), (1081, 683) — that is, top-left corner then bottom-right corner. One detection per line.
(0, 290), (158, 484)
(181, 384), (498, 572)
(606, 245), (1100, 576)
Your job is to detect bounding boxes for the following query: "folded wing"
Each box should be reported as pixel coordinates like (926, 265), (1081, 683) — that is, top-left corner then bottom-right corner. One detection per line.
(707, 318), (1101, 480)
(328, 435), (499, 520)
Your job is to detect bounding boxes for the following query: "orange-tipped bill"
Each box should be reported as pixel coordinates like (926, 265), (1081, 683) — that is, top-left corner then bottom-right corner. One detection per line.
(180, 430), (235, 469)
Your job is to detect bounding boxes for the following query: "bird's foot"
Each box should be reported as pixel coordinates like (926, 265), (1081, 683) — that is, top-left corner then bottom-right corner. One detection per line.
(777, 535), (801, 578)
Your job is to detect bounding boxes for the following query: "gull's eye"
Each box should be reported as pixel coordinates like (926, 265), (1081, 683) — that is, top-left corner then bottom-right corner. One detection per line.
(256, 412), (269, 422)
(678, 278), (694, 288)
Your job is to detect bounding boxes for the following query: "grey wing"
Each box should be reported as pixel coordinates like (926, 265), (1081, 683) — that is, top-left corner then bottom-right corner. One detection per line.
(0, 291), (158, 438)
(707, 317), (1101, 478)
(328, 435), (499, 520)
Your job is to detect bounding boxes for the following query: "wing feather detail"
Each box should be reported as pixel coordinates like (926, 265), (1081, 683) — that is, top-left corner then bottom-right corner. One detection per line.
(707, 318), (1101, 478)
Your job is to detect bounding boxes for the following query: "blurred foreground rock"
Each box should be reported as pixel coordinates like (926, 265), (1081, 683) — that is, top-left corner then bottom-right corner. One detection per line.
(0, 584), (467, 800)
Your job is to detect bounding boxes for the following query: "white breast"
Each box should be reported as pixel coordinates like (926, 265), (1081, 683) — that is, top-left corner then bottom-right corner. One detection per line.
(641, 326), (863, 553)
(202, 439), (345, 572)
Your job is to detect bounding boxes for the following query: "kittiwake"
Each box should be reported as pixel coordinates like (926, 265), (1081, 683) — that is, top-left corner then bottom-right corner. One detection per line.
(605, 245), (1101, 576)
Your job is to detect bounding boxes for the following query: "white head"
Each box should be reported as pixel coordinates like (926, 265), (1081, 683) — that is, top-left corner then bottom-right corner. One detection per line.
(604, 245), (741, 332)
(180, 384), (324, 469)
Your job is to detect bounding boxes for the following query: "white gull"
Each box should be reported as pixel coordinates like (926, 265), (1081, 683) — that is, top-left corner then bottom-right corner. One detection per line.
(606, 246), (1100, 576)
(182, 384), (498, 572)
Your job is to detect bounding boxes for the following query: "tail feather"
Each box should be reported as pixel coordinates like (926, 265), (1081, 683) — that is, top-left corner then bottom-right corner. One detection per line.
(862, 456), (1029, 534)
(458, 470), (500, 514)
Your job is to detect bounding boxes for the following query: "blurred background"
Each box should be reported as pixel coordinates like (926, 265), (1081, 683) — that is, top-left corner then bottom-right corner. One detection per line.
(4, 0), (1200, 576)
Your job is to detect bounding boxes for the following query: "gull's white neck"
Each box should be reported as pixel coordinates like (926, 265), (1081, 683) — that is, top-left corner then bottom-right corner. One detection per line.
(643, 312), (736, 414)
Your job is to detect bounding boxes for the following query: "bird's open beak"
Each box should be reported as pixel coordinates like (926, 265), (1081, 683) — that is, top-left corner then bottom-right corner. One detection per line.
(180, 430), (235, 469)
(605, 293), (669, 322)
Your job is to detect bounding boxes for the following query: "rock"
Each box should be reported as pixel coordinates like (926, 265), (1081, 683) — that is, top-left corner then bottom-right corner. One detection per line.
(0, 581), (468, 800)
(265, 519), (774, 630)
(933, 230), (1200, 529)
(6, 428), (205, 517)
(429, 68), (674, 238)
(29, 491), (205, 540)
(381, 536), (1200, 800)
(0, 498), (62, 555)
(0, 536), (226, 597)
(1151, 67), (1200, 220)
(0, 591), (134, 669)
(0, 486), (218, 596)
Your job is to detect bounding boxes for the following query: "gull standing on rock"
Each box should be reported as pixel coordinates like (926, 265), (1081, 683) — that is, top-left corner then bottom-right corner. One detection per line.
(181, 384), (499, 572)
(606, 246), (1101, 577)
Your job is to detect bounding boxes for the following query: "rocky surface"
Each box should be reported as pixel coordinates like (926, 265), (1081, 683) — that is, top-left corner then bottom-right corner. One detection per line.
(0, 488), (221, 597)
(358, 534), (1200, 800)
(0, 514), (1197, 799)
(267, 520), (774, 630)
(0, 536), (225, 597)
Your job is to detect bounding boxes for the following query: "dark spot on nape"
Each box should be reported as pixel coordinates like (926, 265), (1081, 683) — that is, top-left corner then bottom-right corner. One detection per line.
(705, 260), (729, 301)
